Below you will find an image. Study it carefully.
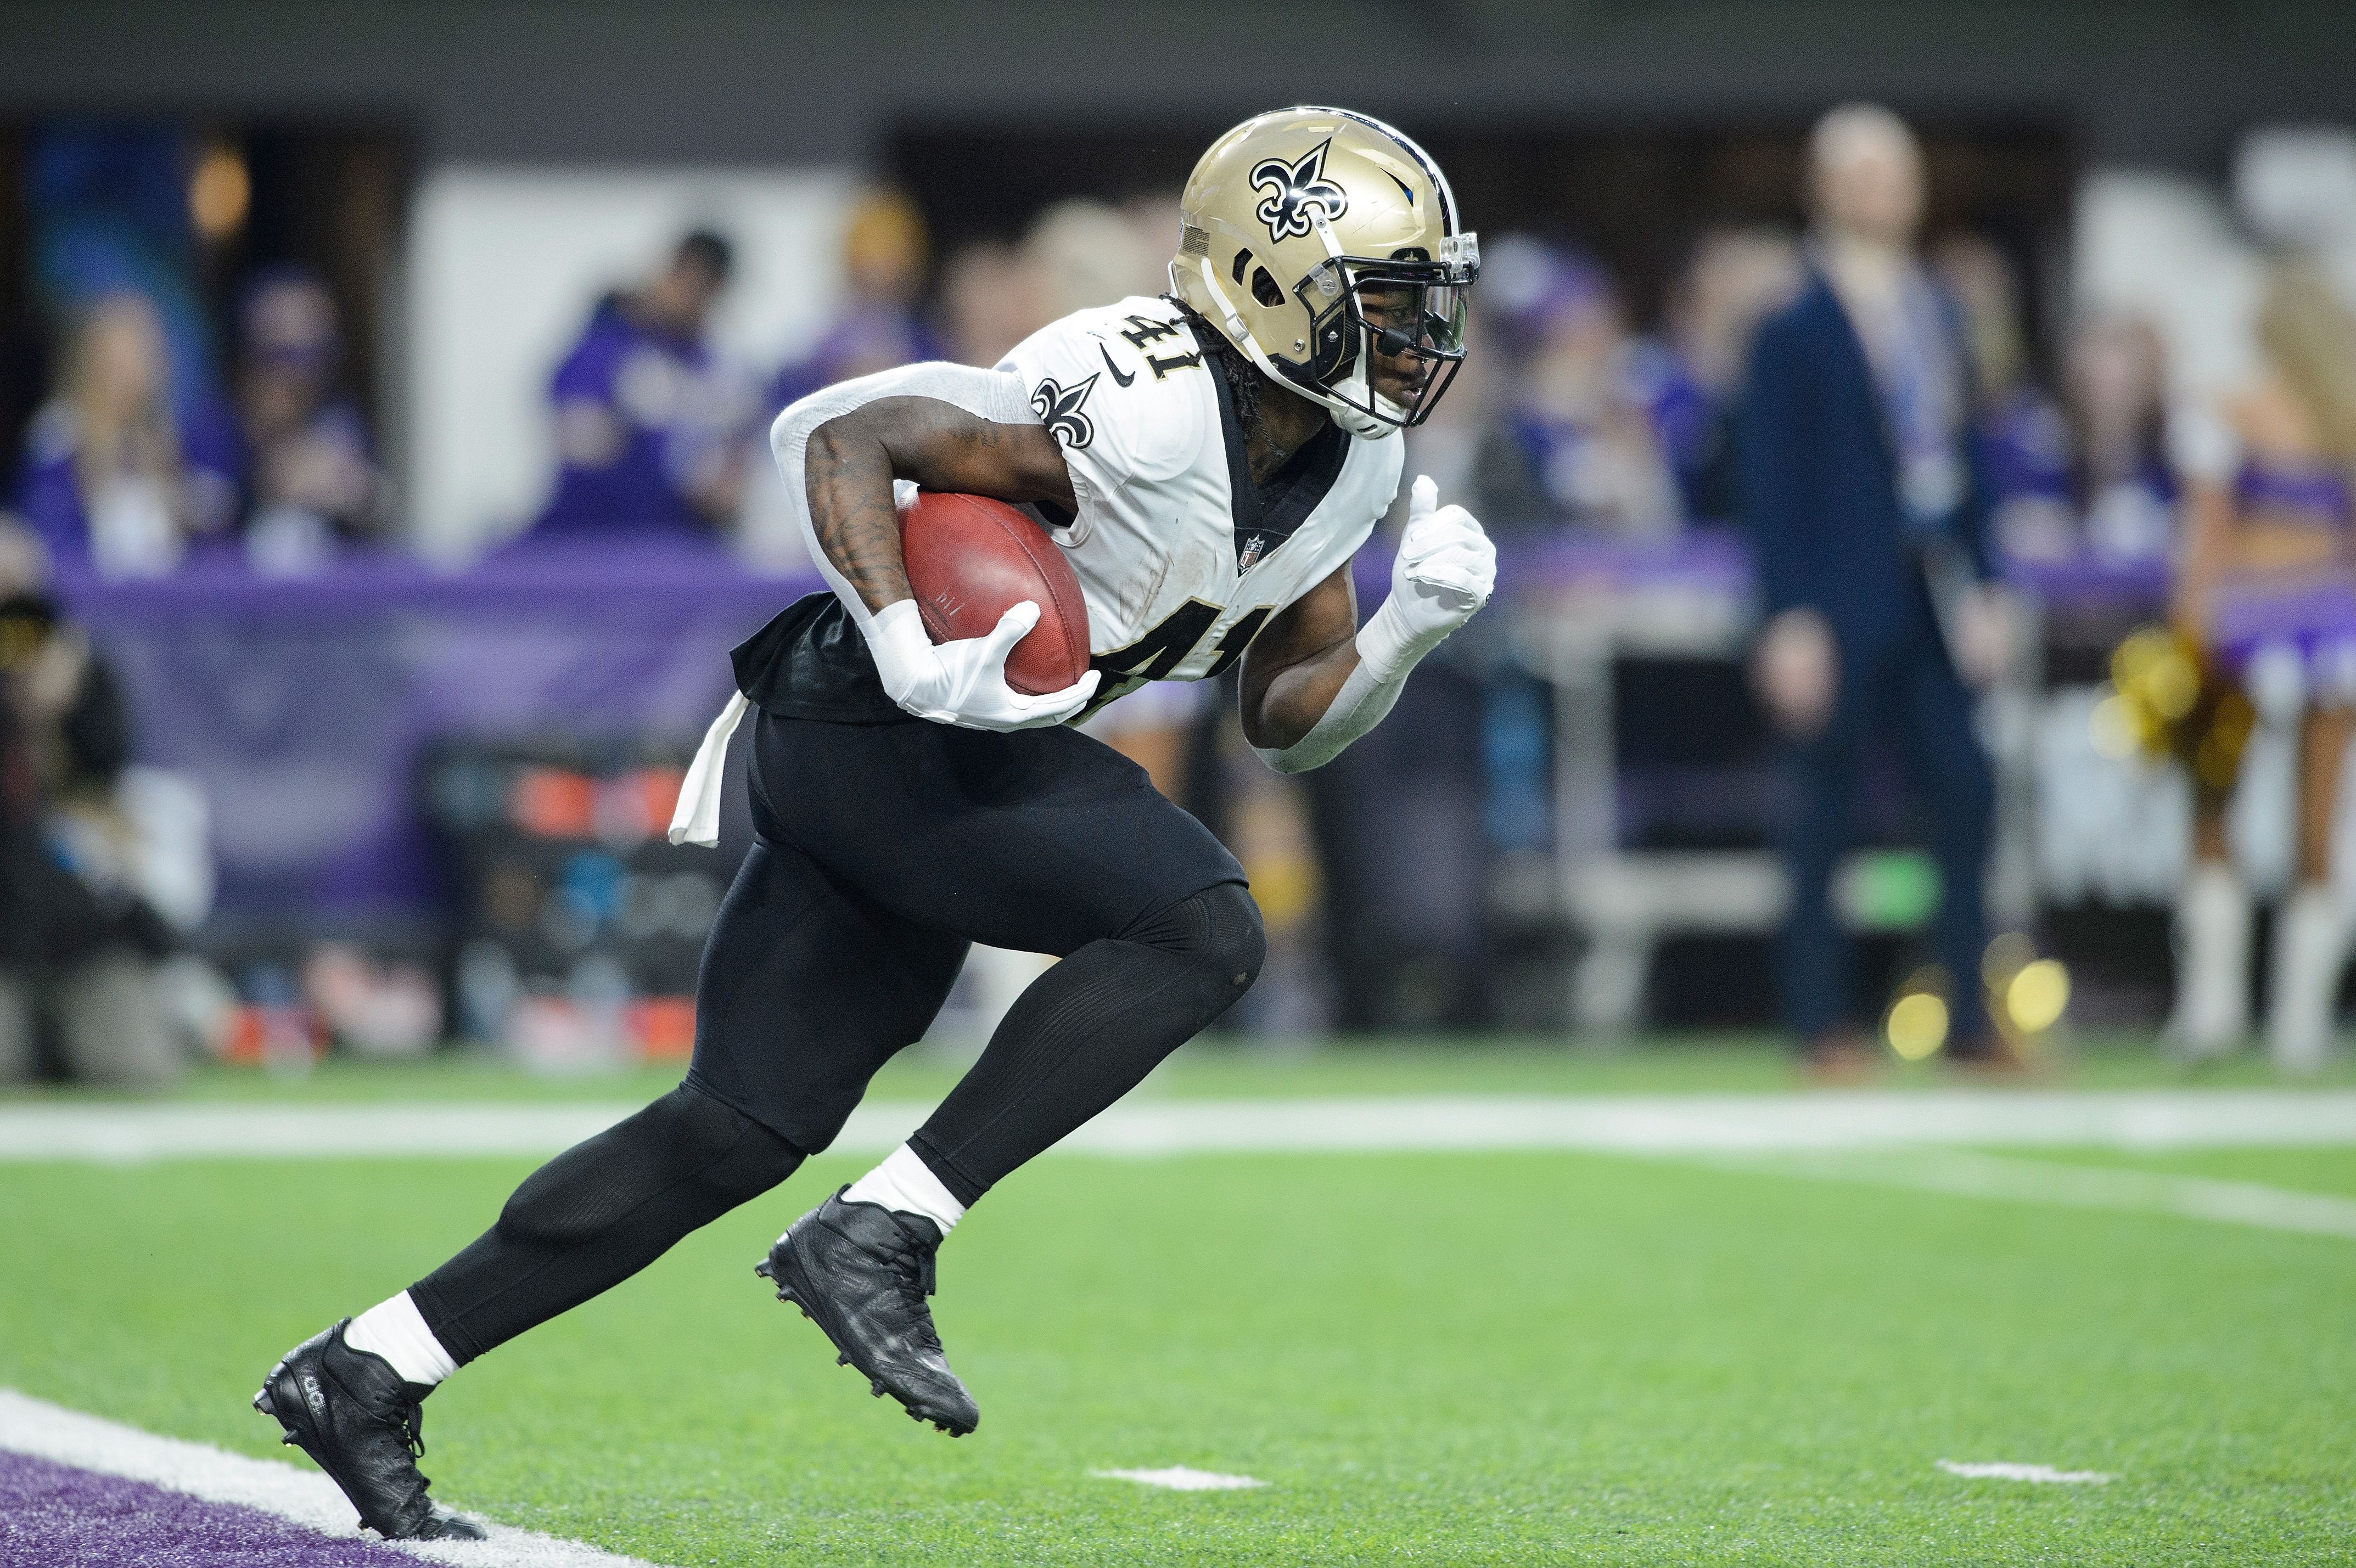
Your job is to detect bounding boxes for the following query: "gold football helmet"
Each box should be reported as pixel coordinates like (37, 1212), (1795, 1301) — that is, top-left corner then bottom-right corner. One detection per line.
(1170, 106), (1478, 437)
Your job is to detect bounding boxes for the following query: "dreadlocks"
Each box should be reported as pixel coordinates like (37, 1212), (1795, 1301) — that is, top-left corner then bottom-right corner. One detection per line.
(1168, 297), (1264, 430)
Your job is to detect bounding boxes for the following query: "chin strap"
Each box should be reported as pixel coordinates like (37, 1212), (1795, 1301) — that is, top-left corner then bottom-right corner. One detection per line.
(1190, 252), (1397, 440)
(1305, 213), (1401, 439)
(1326, 339), (1400, 439)
(1324, 337), (1405, 437)
(1188, 256), (1254, 347)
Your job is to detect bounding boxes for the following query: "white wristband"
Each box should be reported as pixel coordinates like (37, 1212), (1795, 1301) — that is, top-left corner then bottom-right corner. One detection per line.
(1252, 656), (1407, 775)
(1355, 592), (1448, 685)
(863, 599), (933, 706)
(1249, 587), (1458, 774)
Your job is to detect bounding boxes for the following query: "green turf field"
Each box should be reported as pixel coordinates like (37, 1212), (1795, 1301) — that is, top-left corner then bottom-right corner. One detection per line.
(5, 1041), (2354, 1564)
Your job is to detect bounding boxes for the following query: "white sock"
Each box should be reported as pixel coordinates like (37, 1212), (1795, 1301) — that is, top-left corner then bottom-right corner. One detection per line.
(343, 1290), (458, 1389)
(843, 1143), (967, 1237)
(2269, 884), (2347, 1074)
(2168, 861), (2251, 1055)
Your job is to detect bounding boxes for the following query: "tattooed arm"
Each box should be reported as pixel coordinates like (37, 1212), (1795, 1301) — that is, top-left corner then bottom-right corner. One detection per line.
(803, 396), (1076, 612)
(788, 385), (1096, 729)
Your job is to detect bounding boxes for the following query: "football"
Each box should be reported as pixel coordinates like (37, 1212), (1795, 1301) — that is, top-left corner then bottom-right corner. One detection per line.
(897, 490), (1092, 695)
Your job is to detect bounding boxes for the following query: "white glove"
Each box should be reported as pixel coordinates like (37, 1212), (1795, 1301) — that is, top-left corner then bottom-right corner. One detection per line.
(1252, 477), (1496, 775)
(1359, 474), (1496, 680)
(866, 598), (1100, 730)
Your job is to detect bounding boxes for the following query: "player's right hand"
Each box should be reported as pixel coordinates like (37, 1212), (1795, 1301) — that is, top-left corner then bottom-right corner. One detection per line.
(868, 599), (1100, 732)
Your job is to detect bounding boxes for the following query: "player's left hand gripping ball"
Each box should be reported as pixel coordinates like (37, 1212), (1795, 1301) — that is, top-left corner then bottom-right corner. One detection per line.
(868, 598), (1100, 732)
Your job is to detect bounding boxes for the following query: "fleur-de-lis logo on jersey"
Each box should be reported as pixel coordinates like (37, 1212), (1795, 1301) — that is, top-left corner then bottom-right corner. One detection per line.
(1249, 139), (1349, 245)
(1031, 372), (1098, 449)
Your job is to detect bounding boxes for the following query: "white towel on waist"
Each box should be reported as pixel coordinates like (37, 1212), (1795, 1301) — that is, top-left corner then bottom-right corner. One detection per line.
(668, 690), (749, 847)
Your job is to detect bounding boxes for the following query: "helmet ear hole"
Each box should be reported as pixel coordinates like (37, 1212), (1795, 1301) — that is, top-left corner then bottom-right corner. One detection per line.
(1230, 248), (1253, 285)
(1250, 266), (1285, 308)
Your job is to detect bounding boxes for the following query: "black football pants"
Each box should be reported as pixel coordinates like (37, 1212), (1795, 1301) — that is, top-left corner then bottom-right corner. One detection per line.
(411, 710), (1263, 1363)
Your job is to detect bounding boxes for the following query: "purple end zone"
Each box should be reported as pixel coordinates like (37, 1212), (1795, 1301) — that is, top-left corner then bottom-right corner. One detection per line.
(0, 1449), (414, 1568)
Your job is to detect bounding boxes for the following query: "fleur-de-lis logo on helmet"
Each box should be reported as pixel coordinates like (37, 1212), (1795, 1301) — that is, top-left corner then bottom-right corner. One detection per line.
(1031, 372), (1098, 450)
(1249, 139), (1349, 245)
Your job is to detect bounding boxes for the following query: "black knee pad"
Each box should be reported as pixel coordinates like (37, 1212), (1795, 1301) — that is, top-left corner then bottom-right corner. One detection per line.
(495, 1081), (801, 1246)
(1124, 882), (1266, 992)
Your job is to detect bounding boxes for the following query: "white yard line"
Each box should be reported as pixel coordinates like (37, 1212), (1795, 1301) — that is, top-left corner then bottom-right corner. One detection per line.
(1937, 1459), (2113, 1484)
(1090, 1465), (1266, 1491)
(0, 1389), (662, 1567)
(1050, 1091), (2356, 1155)
(0, 1104), (670, 1164)
(1742, 1147), (2356, 1242)
(8, 1092), (2356, 1243)
(6, 1089), (2356, 1164)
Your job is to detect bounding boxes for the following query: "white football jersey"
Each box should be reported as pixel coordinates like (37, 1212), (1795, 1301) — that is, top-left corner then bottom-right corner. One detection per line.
(671, 299), (1400, 845)
(997, 295), (1403, 714)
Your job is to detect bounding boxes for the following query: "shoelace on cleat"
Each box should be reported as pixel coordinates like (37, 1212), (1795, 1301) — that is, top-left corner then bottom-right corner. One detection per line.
(879, 1235), (943, 1352)
(384, 1400), (427, 1462)
(325, 1361), (431, 1463)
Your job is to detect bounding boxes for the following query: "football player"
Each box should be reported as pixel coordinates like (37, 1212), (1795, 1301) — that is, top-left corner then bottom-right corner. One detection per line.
(255, 106), (1495, 1539)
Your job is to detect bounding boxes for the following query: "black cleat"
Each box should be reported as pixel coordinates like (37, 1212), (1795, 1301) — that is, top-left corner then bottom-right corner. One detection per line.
(253, 1321), (484, 1541)
(756, 1187), (979, 1436)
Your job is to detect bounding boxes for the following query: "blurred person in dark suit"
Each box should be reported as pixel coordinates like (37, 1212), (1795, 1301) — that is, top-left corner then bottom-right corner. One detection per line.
(0, 520), (178, 1087)
(1743, 105), (2013, 1075)
(231, 266), (385, 573)
(527, 231), (755, 544)
(16, 292), (239, 578)
(1659, 228), (1804, 521)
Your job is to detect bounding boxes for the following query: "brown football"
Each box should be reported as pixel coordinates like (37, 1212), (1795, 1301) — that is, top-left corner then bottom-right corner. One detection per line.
(897, 490), (1092, 695)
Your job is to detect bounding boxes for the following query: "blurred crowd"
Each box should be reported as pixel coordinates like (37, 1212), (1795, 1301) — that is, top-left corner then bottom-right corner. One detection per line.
(12, 269), (382, 578)
(7, 198), (2182, 584)
(11, 107), (2356, 1081)
(0, 137), (2191, 577)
